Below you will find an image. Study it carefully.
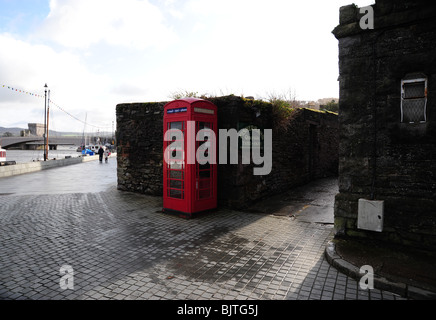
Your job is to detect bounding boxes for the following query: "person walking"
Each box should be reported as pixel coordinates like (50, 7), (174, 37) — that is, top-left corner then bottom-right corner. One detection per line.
(104, 148), (110, 162)
(98, 146), (104, 162)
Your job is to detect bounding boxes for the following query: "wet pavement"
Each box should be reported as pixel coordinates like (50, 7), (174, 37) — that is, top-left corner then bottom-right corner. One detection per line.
(246, 178), (336, 225)
(0, 158), (116, 195)
(0, 160), (408, 300)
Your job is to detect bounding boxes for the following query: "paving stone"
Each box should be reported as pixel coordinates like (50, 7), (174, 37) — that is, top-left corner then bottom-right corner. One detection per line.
(0, 176), (412, 300)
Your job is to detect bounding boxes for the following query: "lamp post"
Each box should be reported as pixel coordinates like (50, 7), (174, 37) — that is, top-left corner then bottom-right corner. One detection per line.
(43, 83), (48, 161)
(46, 88), (50, 160)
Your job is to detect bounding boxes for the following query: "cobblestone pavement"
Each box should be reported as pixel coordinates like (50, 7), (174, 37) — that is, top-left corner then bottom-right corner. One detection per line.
(0, 178), (406, 300)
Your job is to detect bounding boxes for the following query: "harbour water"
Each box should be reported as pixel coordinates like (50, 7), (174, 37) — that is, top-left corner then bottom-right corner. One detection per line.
(5, 146), (82, 163)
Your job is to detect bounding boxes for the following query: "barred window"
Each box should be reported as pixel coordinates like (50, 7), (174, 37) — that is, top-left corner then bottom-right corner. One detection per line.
(401, 73), (428, 124)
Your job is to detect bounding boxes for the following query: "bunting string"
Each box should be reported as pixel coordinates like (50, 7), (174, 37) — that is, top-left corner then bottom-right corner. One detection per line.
(1, 84), (45, 98)
(1, 83), (112, 130)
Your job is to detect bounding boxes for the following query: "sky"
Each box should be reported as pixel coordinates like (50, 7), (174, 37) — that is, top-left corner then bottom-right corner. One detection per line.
(0, 0), (374, 133)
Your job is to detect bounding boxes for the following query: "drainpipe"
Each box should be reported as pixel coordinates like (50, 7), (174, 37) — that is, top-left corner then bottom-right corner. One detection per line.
(370, 29), (386, 200)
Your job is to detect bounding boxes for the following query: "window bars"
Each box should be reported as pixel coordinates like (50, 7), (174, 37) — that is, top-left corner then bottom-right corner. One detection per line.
(401, 73), (428, 124)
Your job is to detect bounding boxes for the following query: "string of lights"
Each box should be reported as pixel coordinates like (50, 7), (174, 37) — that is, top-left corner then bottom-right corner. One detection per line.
(1, 83), (113, 130)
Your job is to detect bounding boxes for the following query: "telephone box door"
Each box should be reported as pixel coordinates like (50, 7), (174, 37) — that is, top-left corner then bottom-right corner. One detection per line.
(163, 98), (217, 217)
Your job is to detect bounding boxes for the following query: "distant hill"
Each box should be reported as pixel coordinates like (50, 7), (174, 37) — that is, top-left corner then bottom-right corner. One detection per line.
(0, 126), (25, 136)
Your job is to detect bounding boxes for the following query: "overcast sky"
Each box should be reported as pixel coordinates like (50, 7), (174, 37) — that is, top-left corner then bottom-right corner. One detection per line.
(0, 0), (374, 133)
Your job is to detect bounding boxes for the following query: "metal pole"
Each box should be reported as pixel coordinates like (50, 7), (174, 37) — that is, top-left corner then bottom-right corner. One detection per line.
(46, 90), (50, 160)
(44, 84), (47, 161)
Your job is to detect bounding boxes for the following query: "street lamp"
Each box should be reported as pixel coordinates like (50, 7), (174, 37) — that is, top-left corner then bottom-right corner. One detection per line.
(43, 83), (48, 161)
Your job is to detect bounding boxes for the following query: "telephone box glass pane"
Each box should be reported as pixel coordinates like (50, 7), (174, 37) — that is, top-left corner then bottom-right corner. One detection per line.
(199, 163), (210, 170)
(199, 122), (210, 130)
(199, 170), (210, 178)
(199, 189), (210, 199)
(196, 121), (212, 200)
(169, 122), (183, 130)
(169, 162), (184, 170)
(169, 189), (183, 199)
(170, 180), (183, 189)
(171, 150), (183, 160)
(167, 121), (185, 199)
(198, 179), (210, 189)
(169, 170), (183, 179)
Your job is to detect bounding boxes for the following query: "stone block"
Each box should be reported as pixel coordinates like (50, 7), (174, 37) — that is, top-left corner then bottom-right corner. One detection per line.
(339, 5), (358, 25)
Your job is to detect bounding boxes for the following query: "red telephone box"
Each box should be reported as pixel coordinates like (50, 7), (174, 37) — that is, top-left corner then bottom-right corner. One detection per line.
(163, 98), (218, 218)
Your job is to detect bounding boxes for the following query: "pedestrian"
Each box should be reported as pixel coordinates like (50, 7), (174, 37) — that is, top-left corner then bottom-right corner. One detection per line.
(98, 146), (104, 162)
(104, 148), (110, 162)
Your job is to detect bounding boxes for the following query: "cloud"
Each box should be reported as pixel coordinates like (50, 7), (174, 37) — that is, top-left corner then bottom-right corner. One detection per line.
(1, 0), (378, 133)
(37, 0), (178, 49)
(110, 83), (149, 103)
(0, 33), (113, 131)
(170, 0), (375, 100)
(137, 0), (344, 100)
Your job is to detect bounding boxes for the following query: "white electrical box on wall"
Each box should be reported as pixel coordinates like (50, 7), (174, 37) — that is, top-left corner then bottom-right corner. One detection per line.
(357, 199), (384, 232)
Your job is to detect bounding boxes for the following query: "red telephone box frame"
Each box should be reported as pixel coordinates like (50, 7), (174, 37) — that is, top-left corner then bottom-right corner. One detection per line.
(163, 98), (218, 218)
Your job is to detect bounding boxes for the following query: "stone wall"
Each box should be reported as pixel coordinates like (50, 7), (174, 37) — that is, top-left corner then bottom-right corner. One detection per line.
(116, 96), (338, 209)
(208, 96), (339, 209)
(333, 0), (436, 249)
(116, 102), (165, 196)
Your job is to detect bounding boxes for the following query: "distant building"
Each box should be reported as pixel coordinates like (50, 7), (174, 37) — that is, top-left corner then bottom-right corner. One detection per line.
(306, 101), (318, 110)
(28, 123), (45, 137)
(20, 129), (31, 137)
